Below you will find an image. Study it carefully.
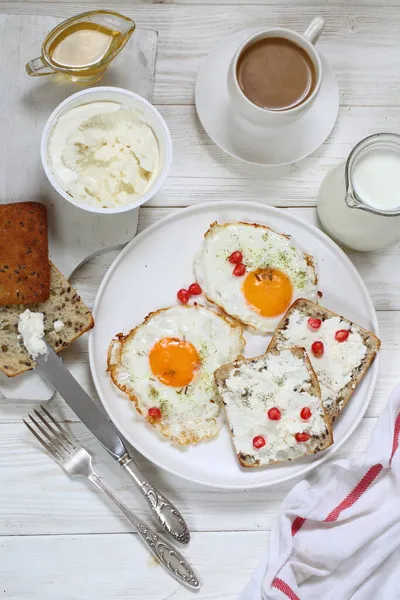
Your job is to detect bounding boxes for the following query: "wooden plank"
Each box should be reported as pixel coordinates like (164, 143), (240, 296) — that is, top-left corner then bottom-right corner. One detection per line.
(0, 531), (267, 600)
(4, 0), (399, 5)
(67, 206), (400, 314)
(0, 102), (393, 209)
(2, 4), (400, 106)
(0, 206), (396, 414)
(147, 106), (400, 207)
(0, 306), (391, 420)
(0, 417), (381, 535)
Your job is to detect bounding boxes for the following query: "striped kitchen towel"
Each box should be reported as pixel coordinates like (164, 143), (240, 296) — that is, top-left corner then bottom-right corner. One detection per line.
(240, 384), (400, 600)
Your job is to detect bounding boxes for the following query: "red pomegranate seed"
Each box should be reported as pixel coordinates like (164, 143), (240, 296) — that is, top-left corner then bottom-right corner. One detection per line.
(188, 283), (202, 296)
(148, 407), (162, 420)
(233, 263), (246, 277)
(177, 288), (190, 304)
(335, 329), (350, 342)
(295, 432), (311, 443)
(308, 317), (322, 330)
(252, 435), (266, 449)
(300, 407), (312, 420)
(311, 341), (324, 357)
(228, 251), (243, 264)
(267, 407), (281, 421)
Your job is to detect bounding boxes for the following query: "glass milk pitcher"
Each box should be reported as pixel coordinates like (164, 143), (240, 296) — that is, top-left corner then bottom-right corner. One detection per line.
(26, 10), (135, 84)
(317, 133), (400, 251)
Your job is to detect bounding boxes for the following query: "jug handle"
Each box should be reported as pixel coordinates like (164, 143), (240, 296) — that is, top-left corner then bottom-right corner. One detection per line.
(26, 57), (56, 77)
(345, 191), (362, 209)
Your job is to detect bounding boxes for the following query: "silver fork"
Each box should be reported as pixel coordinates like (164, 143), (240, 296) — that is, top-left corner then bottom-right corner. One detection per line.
(23, 406), (200, 592)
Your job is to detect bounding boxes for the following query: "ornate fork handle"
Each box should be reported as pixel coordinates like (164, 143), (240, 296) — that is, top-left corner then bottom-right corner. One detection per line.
(89, 473), (200, 591)
(120, 454), (190, 544)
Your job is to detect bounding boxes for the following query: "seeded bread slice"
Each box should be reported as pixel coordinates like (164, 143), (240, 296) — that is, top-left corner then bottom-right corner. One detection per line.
(214, 347), (333, 468)
(0, 262), (94, 376)
(267, 299), (381, 421)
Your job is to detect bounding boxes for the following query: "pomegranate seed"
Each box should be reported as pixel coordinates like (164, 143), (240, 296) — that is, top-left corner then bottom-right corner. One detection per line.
(188, 283), (202, 296)
(148, 407), (162, 420)
(252, 435), (266, 449)
(308, 317), (322, 330)
(335, 329), (350, 342)
(311, 341), (324, 357)
(267, 407), (281, 421)
(177, 288), (190, 304)
(228, 251), (243, 264)
(295, 432), (311, 443)
(300, 407), (312, 420)
(233, 263), (246, 277)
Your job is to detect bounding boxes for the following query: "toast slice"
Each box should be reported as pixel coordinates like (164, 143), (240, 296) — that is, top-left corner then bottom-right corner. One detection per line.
(214, 347), (333, 468)
(0, 263), (94, 376)
(0, 202), (50, 305)
(267, 299), (381, 421)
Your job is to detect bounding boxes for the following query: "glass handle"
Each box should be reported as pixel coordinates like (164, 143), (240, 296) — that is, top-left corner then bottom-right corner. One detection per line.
(345, 191), (362, 209)
(25, 57), (56, 77)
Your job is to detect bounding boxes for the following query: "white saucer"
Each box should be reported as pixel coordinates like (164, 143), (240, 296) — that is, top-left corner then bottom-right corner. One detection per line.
(195, 29), (340, 166)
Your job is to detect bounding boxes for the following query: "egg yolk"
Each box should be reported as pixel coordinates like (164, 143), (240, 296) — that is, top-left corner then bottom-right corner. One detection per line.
(149, 337), (201, 387)
(242, 268), (293, 317)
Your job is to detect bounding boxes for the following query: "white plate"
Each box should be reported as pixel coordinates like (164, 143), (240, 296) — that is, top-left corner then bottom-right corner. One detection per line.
(195, 29), (339, 166)
(89, 201), (379, 489)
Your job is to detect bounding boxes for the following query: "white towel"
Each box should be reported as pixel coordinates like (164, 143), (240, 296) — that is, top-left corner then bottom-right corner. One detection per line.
(239, 384), (400, 600)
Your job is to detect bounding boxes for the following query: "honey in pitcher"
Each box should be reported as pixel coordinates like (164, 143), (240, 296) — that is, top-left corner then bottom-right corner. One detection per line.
(48, 21), (120, 72)
(26, 11), (135, 83)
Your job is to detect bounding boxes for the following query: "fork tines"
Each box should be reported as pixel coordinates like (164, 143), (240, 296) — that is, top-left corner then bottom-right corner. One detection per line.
(23, 404), (76, 460)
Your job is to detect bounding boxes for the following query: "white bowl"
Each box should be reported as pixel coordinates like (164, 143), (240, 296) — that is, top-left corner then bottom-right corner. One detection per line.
(41, 87), (173, 214)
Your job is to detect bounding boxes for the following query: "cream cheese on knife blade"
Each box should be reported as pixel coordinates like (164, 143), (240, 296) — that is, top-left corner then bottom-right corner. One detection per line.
(48, 101), (159, 209)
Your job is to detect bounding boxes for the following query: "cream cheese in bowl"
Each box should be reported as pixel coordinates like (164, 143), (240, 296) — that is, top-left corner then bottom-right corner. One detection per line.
(48, 102), (159, 209)
(41, 87), (172, 214)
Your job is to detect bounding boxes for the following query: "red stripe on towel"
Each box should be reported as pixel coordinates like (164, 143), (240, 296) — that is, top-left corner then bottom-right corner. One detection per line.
(272, 578), (300, 600)
(291, 516), (306, 536)
(390, 412), (400, 462)
(324, 463), (383, 522)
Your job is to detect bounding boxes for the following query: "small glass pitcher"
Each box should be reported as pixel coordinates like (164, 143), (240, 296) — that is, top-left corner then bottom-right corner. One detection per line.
(317, 133), (400, 251)
(26, 10), (135, 85)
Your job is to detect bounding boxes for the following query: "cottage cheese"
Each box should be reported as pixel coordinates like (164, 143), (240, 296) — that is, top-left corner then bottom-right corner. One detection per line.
(18, 309), (46, 359)
(218, 349), (328, 465)
(48, 102), (159, 209)
(53, 320), (65, 333)
(276, 310), (367, 409)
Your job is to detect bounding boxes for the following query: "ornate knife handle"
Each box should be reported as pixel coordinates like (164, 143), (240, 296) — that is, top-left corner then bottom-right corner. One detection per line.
(89, 473), (200, 591)
(119, 453), (190, 544)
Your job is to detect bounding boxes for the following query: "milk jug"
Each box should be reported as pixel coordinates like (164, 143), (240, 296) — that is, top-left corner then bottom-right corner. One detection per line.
(317, 133), (400, 251)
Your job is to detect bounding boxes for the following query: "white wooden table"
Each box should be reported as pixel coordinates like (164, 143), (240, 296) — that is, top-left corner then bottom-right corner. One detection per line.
(0, 2), (398, 598)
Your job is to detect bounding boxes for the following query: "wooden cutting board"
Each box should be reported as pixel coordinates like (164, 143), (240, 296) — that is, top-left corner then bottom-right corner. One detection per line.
(0, 13), (158, 401)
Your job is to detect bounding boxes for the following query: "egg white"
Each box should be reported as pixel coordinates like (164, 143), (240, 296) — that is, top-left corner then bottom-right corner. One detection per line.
(107, 304), (245, 445)
(194, 222), (318, 333)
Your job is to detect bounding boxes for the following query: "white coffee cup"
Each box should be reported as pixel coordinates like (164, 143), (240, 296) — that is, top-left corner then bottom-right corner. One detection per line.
(227, 17), (325, 128)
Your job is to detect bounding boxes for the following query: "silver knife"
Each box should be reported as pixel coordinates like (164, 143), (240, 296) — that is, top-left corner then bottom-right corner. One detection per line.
(36, 342), (190, 544)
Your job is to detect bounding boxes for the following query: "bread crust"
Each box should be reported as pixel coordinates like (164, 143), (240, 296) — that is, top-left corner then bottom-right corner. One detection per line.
(267, 298), (381, 421)
(214, 347), (334, 468)
(0, 202), (50, 306)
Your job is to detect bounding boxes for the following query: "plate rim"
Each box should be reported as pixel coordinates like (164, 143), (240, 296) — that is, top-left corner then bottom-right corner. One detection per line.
(89, 201), (379, 489)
